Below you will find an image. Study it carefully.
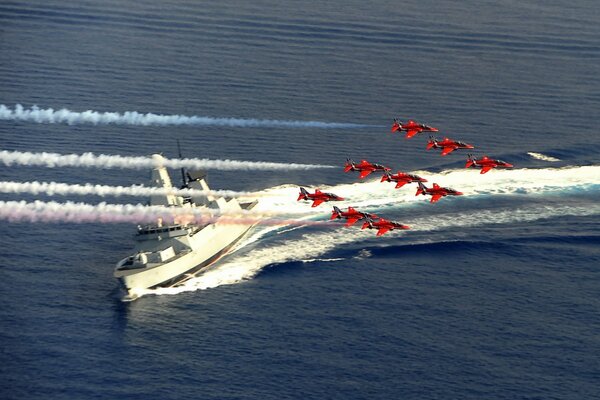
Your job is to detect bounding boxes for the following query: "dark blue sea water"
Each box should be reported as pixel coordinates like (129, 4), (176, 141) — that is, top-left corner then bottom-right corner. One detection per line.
(1, 1), (599, 399)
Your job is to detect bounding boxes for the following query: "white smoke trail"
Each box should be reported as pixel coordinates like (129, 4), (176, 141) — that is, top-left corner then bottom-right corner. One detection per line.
(0, 149), (335, 170)
(0, 200), (315, 225)
(0, 104), (370, 129)
(3, 165), (598, 225)
(0, 200), (213, 224)
(0, 180), (261, 199)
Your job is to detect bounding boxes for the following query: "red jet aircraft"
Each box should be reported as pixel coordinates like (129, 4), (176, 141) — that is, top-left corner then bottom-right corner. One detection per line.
(298, 187), (344, 207)
(330, 206), (378, 227)
(466, 154), (514, 174)
(381, 170), (428, 189)
(361, 217), (410, 236)
(344, 159), (391, 179)
(426, 136), (474, 156)
(415, 182), (463, 203)
(391, 118), (439, 138)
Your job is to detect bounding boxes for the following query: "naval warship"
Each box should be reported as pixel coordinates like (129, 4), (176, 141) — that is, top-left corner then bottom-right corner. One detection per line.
(114, 154), (258, 299)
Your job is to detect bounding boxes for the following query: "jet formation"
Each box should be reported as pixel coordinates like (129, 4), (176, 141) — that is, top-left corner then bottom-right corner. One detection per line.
(295, 116), (514, 236)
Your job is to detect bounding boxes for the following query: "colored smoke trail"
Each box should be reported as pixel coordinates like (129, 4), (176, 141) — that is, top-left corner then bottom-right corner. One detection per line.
(0, 150), (335, 171)
(0, 104), (370, 129)
(0, 180), (262, 199)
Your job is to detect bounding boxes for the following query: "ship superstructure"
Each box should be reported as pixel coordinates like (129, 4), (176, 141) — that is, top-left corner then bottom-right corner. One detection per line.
(114, 154), (257, 298)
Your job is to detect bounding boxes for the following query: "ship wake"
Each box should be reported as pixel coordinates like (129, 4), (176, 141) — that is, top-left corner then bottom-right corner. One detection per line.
(138, 164), (600, 299)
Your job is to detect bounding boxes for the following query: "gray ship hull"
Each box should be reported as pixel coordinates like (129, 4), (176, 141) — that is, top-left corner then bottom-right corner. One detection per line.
(115, 221), (254, 296)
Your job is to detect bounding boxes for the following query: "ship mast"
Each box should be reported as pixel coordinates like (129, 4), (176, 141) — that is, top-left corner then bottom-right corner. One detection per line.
(177, 139), (188, 189)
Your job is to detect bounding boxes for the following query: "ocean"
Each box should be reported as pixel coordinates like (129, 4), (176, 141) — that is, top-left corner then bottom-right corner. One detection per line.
(1, 1), (599, 399)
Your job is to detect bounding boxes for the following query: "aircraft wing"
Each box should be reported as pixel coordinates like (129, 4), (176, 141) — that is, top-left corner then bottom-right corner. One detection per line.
(376, 227), (390, 236)
(441, 147), (455, 156)
(345, 218), (359, 226)
(430, 194), (443, 203)
(311, 199), (325, 207)
(405, 129), (420, 138)
(395, 181), (408, 189)
(359, 170), (373, 179)
(480, 166), (493, 174)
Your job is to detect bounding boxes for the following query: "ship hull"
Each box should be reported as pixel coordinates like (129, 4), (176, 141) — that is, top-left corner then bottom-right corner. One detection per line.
(115, 222), (254, 296)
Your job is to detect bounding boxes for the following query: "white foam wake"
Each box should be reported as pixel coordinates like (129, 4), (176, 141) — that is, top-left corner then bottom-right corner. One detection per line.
(248, 165), (600, 217)
(138, 164), (600, 298)
(528, 152), (561, 162)
(2, 163), (597, 299)
(144, 201), (599, 298)
(0, 104), (368, 129)
(0, 150), (334, 170)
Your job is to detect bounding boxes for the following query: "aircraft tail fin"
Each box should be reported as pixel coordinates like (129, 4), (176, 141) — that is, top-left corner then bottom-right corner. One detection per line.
(381, 170), (392, 182)
(465, 153), (475, 168)
(426, 135), (437, 150)
(344, 158), (354, 172)
(416, 181), (427, 196)
(361, 218), (374, 230)
(362, 216), (375, 229)
(297, 187), (309, 201)
(330, 205), (342, 220)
